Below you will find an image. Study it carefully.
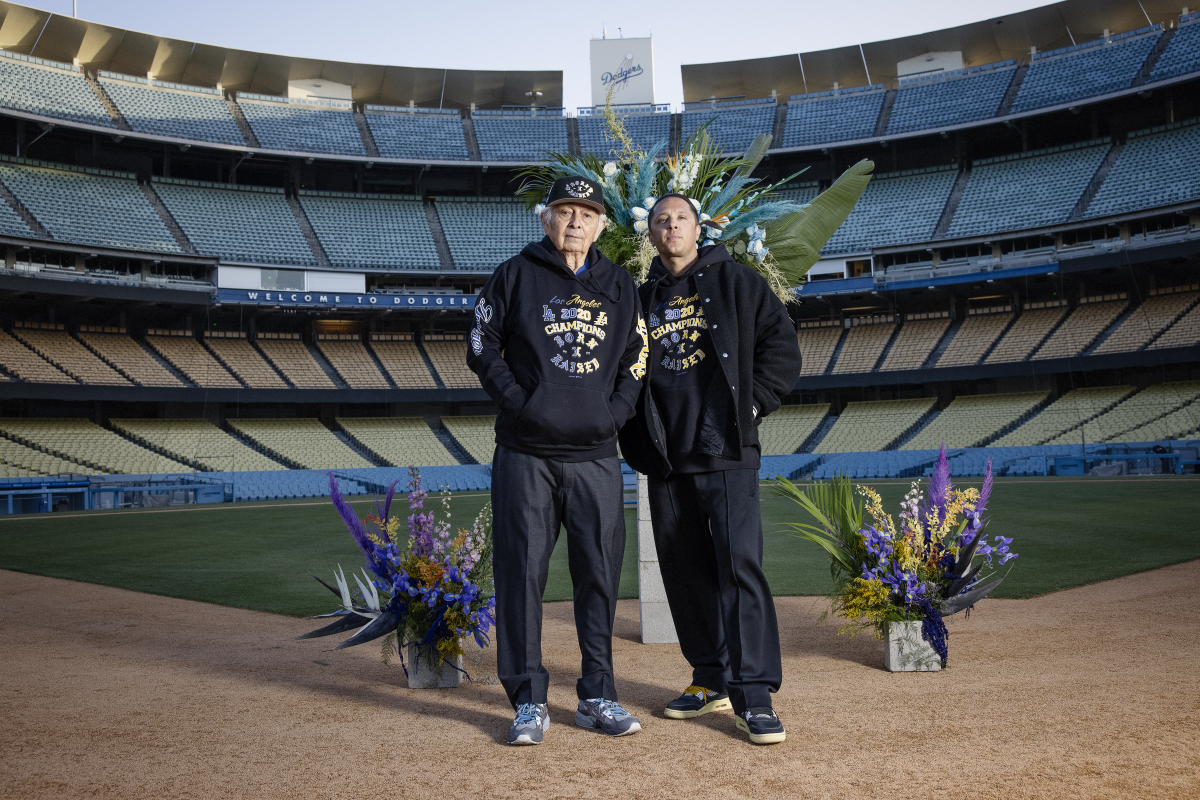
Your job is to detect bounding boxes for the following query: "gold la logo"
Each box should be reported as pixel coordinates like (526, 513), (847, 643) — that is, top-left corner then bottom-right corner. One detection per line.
(565, 180), (593, 198)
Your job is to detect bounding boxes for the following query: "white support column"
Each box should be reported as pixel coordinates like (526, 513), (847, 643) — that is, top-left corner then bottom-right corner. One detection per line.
(637, 472), (678, 643)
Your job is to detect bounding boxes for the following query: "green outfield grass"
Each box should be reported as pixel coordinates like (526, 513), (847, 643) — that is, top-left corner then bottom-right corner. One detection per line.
(0, 477), (1196, 617)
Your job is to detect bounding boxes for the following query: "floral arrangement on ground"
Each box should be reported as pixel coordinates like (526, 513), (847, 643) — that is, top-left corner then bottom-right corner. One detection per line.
(774, 445), (1017, 667)
(516, 91), (874, 302)
(296, 467), (495, 680)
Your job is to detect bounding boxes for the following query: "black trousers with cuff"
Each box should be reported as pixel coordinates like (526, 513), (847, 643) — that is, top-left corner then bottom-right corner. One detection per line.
(647, 468), (782, 714)
(491, 444), (626, 710)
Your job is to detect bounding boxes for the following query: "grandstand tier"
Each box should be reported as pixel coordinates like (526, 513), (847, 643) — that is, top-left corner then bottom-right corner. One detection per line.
(227, 419), (371, 469)
(0, 418), (190, 474)
(146, 335), (242, 388)
(814, 398), (935, 454)
(337, 417), (457, 467)
(902, 392), (1048, 450)
(299, 193), (440, 269)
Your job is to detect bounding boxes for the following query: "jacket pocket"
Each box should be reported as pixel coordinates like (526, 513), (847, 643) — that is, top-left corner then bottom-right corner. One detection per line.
(516, 382), (616, 448)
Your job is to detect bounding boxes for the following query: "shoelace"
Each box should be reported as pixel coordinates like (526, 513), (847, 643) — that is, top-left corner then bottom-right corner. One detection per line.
(514, 703), (542, 725)
(596, 699), (630, 719)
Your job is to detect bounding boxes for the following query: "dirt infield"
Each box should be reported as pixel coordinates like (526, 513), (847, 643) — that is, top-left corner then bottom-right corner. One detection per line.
(3, 564), (1198, 800)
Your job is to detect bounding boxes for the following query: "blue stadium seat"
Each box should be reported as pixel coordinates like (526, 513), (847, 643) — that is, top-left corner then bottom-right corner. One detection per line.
(365, 109), (470, 161)
(238, 97), (366, 156)
(99, 74), (244, 146)
(1013, 30), (1161, 113)
(822, 167), (957, 254)
(473, 114), (568, 162)
(681, 103), (776, 153)
(887, 64), (1015, 135)
(782, 88), (884, 147)
(578, 112), (671, 157)
(1084, 121), (1200, 218)
(0, 52), (115, 128)
(299, 192), (441, 269)
(948, 142), (1109, 237)
(1148, 18), (1200, 83)
(435, 198), (544, 269)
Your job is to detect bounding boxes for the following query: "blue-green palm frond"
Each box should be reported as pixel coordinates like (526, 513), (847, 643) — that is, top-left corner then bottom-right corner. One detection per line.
(722, 202), (811, 239)
(630, 142), (665, 206)
(706, 176), (757, 219)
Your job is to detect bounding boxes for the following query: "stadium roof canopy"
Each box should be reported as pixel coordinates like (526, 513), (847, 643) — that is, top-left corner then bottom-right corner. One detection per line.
(0, 1), (562, 109)
(682, 0), (1188, 101)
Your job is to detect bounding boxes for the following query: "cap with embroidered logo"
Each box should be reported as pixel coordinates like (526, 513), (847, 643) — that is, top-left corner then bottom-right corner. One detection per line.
(544, 176), (606, 214)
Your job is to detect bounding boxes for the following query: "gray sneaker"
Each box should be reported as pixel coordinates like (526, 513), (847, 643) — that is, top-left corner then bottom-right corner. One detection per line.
(507, 702), (549, 745)
(575, 698), (642, 737)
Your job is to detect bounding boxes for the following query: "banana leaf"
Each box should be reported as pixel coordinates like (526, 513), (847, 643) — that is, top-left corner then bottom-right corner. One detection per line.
(734, 134), (773, 180)
(763, 159), (874, 285)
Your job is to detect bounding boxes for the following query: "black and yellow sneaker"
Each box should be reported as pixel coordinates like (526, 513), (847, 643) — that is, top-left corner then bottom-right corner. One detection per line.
(735, 706), (786, 745)
(663, 685), (733, 719)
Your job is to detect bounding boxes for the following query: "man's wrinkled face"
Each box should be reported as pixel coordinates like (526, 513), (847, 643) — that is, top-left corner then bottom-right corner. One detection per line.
(542, 203), (606, 256)
(649, 196), (701, 261)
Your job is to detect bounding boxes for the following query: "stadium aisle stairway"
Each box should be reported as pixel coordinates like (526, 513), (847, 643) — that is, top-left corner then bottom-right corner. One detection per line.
(1150, 302), (1200, 350)
(993, 386), (1135, 446)
(814, 398), (935, 453)
(1013, 29), (1162, 113)
(1032, 298), (1128, 359)
(76, 331), (188, 387)
(878, 316), (951, 371)
(901, 392), (1048, 450)
(422, 337), (481, 388)
(0, 53), (115, 128)
(367, 338), (438, 388)
(1053, 382), (1200, 444)
(1149, 15), (1200, 82)
(984, 305), (1067, 363)
(936, 308), (1014, 367)
(255, 338), (337, 389)
(227, 419), (371, 469)
(146, 334), (242, 388)
(316, 339), (389, 389)
(441, 416), (497, 464)
(337, 418), (458, 467)
(0, 418), (189, 474)
(831, 319), (895, 373)
(0, 436), (104, 476)
(204, 337), (287, 389)
(111, 419), (285, 472)
(1084, 121), (1200, 219)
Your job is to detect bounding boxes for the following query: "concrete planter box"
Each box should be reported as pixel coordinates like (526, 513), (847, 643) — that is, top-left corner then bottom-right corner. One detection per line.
(406, 642), (463, 688)
(884, 620), (943, 672)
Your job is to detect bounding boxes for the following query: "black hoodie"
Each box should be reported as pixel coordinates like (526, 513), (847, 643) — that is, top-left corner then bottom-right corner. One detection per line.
(467, 236), (648, 462)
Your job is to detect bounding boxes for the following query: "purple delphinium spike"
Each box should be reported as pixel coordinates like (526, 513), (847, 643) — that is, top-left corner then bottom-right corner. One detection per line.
(371, 480), (400, 544)
(976, 459), (994, 516)
(328, 472), (388, 580)
(920, 443), (952, 543)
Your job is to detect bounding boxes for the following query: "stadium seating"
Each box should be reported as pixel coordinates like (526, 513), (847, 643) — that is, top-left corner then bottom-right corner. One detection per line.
(823, 167), (957, 253)
(1093, 290), (1199, 353)
(337, 417), (458, 467)
(1032, 298), (1127, 359)
(0, 329), (74, 383)
(238, 98), (366, 156)
(773, 183), (821, 205)
(0, 436), (103, 476)
(1084, 122), (1200, 219)
(948, 143), (1109, 237)
(1149, 17), (1200, 83)
(578, 112), (671, 156)
(436, 198), (543, 269)
(441, 416), (496, 464)
(227, 469), (371, 501)
(99, 75), (244, 145)
(757, 404), (830, 455)
(298, 192), (440, 269)
(814, 397), (935, 453)
(1053, 382), (1200, 443)
(76, 330), (188, 387)
(204, 337), (287, 388)
(422, 337), (480, 388)
(796, 324), (843, 376)
(315, 339), (390, 389)
(255, 337), (337, 388)
(1012, 30), (1161, 113)
(0, 192), (32, 237)
(992, 386), (1135, 446)
(0, 162), (182, 253)
(831, 318), (895, 373)
(110, 419), (285, 472)
(902, 391), (1048, 450)
(227, 418), (372, 469)
(153, 179), (316, 265)
(368, 338), (438, 388)
(782, 89), (884, 148)
(473, 115), (568, 162)
(146, 334), (242, 388)
(887, 64), (1014, 135)
(365, 109), (470, 160)
(11, 327), (131, 385)
(0, 53), (114, 128)
(682, 104), (776, 153)
(1149, 302), (1200, 350)
(878, 316), (951, 371)
(0, 418), (190, 474)
(984, 305), (1067, 363)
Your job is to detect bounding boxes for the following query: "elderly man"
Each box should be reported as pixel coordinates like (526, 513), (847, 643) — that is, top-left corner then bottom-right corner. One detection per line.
(467, 176), (649, 746)
(619, 193), (802, 745)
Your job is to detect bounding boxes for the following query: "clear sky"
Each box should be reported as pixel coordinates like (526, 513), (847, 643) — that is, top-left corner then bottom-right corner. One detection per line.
(43, 0), (1056, 109)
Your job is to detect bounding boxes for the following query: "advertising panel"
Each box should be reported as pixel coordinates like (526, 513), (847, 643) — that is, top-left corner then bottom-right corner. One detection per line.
(589, 37), (654, 107)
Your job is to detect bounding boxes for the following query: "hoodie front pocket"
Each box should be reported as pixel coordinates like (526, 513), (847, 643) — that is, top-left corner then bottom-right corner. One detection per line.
(516, 382), (615, 448)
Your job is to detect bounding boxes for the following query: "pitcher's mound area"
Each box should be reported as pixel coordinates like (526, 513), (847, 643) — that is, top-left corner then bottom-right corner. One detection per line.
(2, 564), (1198, 799)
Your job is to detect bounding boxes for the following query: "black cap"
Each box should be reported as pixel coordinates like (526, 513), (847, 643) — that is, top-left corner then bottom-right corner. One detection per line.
(545, 176), (606, 214)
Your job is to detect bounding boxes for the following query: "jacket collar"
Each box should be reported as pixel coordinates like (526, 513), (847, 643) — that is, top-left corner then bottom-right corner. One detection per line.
(646, 243), (732, 286)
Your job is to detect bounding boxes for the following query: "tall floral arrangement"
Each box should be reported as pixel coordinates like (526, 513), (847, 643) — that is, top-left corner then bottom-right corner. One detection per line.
(516, 93), (874, 302)
(774, 445), (1016, 666)
(297, 467), (495, 676)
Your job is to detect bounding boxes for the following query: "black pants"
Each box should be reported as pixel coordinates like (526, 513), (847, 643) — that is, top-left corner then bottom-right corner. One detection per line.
(647, 468), (782, 714)
(491, 444), (626, 709)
